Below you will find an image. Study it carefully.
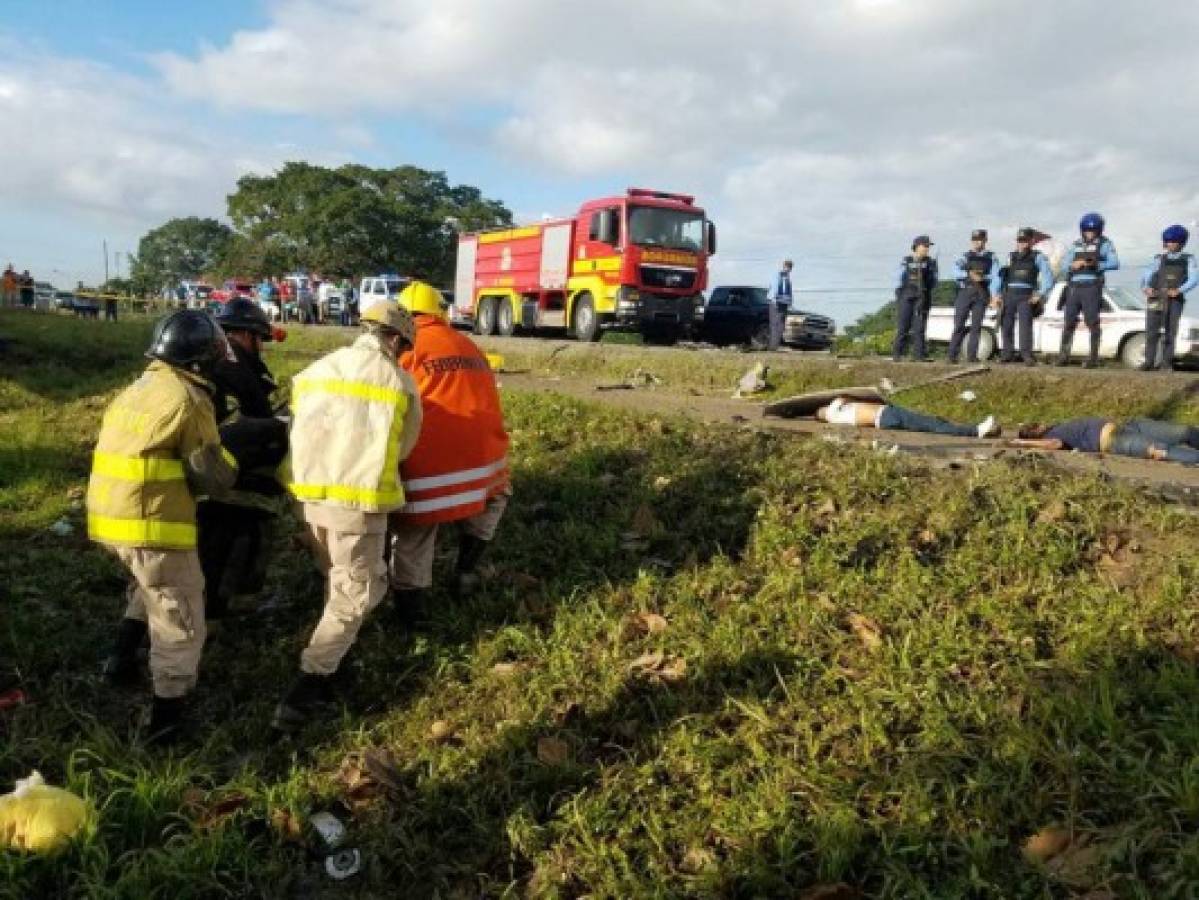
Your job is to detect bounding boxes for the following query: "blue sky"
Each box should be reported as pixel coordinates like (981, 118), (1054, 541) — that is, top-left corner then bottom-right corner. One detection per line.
(2, 1), (1196, 324)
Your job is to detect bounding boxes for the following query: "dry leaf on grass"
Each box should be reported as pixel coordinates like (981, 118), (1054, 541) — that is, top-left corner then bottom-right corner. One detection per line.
(536, 736), (570, 766)
(847, 613), (883, 651)
(628, 651), (687, 684)
(1036, 500), (1068, 524)
(1022, 825), (1072, 863)
(625, 612), (669, 638)
(815, 498), (838, 518)
(1043, 835), (1105, 887)
(429, 720), (454, 743)
(193, 793), (249, 830)
(270, 807), (304, 843)
(679, 846), (715, 873)
(491, 661), (527, 677)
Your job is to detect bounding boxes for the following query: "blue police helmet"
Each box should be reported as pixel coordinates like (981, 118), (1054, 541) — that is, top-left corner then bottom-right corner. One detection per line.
(1162, 224), (1189, 246)
(1079, 212), (1105, 233)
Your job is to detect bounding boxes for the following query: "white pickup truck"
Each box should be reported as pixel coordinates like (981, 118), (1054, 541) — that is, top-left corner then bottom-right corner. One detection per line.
(926, 284), (1199, 368)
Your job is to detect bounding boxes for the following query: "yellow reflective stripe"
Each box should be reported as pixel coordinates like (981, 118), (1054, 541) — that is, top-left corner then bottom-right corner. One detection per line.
(220, 446), (239, 470)
(477, 226), (541, 244)
(87, 515), (196, 547)
(293, 378), (404, 405)
(377, 393), (409, 496)
(289, 483), (404, 506)
(92, 452), (185, 482)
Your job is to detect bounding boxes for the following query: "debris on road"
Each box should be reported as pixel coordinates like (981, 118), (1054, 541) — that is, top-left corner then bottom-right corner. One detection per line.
(733, 363), (770, 398)
(597, 368), (662, 391)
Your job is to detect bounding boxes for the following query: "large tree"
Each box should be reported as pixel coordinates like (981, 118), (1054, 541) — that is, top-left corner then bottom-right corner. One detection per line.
(130, 216), (233, 291)
(224, 162), (512, 283)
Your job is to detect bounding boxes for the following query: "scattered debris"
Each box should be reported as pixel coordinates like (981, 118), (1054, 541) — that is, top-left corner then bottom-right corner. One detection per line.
(269, 807), (304, 844)
(624, 612), (669, 638)
(310, 812), (361, 881)
(0, 771), (91, 852)
(597, 368), (662, 391)
(0, 688), (29, 711)
(958, 390), (977, 402)
(490, 661), (528, 678)
(628, 651), (687, 684)
(536, 736), (571, 766)
(325, 848), (362, 880)
(733, 363), (770, 398)
(1022, 825), (1072, 863)
(847, 613), (883, 651)
(878, 377), (895, 393)
(429, 720), (455, 743)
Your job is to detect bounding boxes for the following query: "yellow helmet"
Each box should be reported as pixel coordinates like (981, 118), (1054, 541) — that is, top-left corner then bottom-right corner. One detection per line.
(360, 302), (416, 346)
(397, 281), (448, 319)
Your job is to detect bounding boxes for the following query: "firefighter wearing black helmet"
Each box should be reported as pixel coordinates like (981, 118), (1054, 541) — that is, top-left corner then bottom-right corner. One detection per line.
(87, 310), (239, 743)
(199, 298), (289, 624)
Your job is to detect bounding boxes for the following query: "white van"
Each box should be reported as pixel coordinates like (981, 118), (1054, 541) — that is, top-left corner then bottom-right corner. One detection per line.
(358, 275), (409, 312)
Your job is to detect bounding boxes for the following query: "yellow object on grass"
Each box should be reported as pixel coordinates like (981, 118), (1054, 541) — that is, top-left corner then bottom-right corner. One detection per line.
(485, 353), (504, 372)
(0, 771), (90, 852)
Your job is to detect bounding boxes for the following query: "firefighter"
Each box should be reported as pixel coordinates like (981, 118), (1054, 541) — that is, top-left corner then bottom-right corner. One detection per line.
(272, 303), (423, 732)
(891, 236), (938, 362)
(947, 229), (1002, 364)
(1140, 224), (1198, 371)
(1056, 212), (1119, 367)
(90, 310), (239, 742)
(200, 298), (289, 622)
(387, 282), (511, 616)
(997, 227), (1054, 365)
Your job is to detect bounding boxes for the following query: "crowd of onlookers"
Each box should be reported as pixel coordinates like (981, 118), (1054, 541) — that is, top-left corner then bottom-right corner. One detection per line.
(1, 264), (37, 309)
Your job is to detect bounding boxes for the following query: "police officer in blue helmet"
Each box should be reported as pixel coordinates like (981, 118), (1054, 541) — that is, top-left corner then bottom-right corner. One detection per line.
(1140, 224), (1198, 370)
(947, 229), (1002, 364)
(1056, 212), (1119, 367)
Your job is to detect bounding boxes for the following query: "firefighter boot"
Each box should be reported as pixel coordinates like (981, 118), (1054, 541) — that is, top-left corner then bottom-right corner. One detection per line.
(1084, 330), (1101, 368)
(455, 534), (489, 596)
(145, 695), (185, 746)
(102, 617), (148, 686)
(271, 672), (331, 733)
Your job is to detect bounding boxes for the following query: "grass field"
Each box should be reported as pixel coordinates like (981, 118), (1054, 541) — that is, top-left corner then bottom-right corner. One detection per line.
(2, 310), (1199, 898)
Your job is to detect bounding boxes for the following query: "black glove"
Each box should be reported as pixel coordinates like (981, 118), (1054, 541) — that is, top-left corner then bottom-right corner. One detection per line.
(219, 416), (289, 472)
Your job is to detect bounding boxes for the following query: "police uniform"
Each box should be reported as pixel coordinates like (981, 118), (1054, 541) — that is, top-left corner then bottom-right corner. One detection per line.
(948, 230), (1001, 363)
(1057, 217), (1119, 366)
(1141, 248), (1197, 370)
(770, 264), (794, 351)
(999, 229), (1054, 364)
(892, 237), (938, 361)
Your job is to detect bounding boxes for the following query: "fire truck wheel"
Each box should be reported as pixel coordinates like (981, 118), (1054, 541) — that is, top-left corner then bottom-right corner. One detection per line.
(496, 298), (515, 336)
(572, 294), (600, 342)
(475, 297), (497, 336)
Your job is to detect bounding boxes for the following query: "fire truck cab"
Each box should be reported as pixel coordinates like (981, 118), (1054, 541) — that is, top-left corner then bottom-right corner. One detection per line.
(455, 188), (716, 342)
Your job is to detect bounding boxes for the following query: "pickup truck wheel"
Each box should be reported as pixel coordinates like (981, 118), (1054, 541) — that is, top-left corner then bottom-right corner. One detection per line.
(572, 294), (600, 342)
(496, 298), (515, 336)
(976, 329), (996, 360)
(475, 297), (497, 336)
(749, 323), (771, 351)
(1120, 332), (1146, 369)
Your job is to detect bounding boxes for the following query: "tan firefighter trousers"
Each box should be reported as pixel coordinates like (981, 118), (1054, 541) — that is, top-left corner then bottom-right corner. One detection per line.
(388, 491), (509, 591)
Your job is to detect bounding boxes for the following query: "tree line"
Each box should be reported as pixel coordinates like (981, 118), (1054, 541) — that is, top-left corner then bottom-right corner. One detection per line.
(125, 162), (513, 294)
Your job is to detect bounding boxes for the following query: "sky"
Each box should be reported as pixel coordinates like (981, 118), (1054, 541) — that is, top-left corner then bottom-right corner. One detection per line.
(2, 0), (1198, 325)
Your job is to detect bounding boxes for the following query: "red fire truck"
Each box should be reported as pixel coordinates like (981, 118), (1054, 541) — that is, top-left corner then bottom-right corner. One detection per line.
(453, 188), (716, 342)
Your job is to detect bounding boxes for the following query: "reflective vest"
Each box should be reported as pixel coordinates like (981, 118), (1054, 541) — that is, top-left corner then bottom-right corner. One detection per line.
(900, 256), (936, 299)
(1068, 239), (1107, 283)
(397, 317), (510, 525)
(288, 333), (419, 513)
(1153, 253), (1192, 292)
(86, 362), (228, 549)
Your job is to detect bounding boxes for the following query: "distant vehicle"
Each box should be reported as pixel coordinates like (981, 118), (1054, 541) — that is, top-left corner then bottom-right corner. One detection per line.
(33, 281), (55, 311)
(358, 274), (410, 312)
(698, 286), (836, 350)
(317, 281), (344, 321)
(53, 289), (76, 310)
(925, 283), (1199, 368)
(212, 279), (255, 304)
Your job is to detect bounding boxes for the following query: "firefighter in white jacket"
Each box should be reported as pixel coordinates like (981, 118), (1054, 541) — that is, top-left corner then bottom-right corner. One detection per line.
(272, 303), (423, 731)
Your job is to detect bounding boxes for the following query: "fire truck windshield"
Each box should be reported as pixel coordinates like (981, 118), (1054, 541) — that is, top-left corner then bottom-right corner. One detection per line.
(628, 207), (704, 252)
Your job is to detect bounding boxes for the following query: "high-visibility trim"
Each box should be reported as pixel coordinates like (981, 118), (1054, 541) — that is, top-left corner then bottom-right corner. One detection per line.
(402, 457), (508, 492)
(572, 255), (622, 274)
(220, 446), (239, 471)
(478, 226), (542, 244)
(92, 452), (185, 482)
(289, 483), (405, 506)
(87, 515), (196, 547)
(401, 485), (494, 515)
(292, 378), (405, 405)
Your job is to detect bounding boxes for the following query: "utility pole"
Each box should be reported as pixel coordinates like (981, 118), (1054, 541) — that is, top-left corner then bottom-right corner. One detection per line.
(103, 239), (109, 285)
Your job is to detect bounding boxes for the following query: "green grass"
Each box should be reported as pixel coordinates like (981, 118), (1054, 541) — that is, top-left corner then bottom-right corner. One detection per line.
(2, 310), (1199, 897)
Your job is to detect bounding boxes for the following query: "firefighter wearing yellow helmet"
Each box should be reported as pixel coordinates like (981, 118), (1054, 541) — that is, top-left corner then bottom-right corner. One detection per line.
(89, 310), (240, 743)
(272, 301), (423, 732)
(386, 281), (511, 619)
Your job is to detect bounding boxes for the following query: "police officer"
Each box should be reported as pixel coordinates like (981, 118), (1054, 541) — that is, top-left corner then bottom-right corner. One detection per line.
(769, 259), (794, 350)
(1140, 224), (1198, 371)
(200, 298), (288, 622)
(947, 229), (1002, 364)
(1056, 212), (1119, 367)
(892, 236), (938, 362)
(90, 311), (239, 742)
(997, 227), (1055, 365)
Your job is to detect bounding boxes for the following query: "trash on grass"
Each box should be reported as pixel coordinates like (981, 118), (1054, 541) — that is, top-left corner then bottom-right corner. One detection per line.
(958, 390), (977, 402)
(733, 363), (770, 398)
(325, 848), (362, 880)
(0, 771), (90, 852)
(48, 519), (73, 537)
(0, 688), (28, 711)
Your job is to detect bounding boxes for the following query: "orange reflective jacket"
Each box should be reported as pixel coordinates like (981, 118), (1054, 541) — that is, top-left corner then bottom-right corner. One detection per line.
(397, 317), (509, 525)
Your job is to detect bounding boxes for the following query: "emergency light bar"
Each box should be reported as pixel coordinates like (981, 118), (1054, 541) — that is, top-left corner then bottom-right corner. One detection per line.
(627, 188), (695, 205)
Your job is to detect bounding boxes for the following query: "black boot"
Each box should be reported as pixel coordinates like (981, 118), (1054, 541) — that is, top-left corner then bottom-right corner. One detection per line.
(455, 534), (489, 596)
(146, 695), (185, 746)
(386, 588), (428, 626)
(102, 618), (148, 686)
(1055, 330), (1073, 366)
(271, 672), (331, 733)
(1084, 330), (1101, 368)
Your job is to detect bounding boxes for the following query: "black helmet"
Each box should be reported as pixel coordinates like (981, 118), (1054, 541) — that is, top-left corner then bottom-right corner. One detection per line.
(216, 298), (273, 339)
(146, 310), (230, 376)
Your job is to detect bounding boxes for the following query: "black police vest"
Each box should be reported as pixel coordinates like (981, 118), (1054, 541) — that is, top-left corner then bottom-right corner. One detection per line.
(900, 256), (935, 298)
(1153, 253), (1191, 291)
(961, 251), (994, 287)
(1005, 251), (1039, 288)
(1068, 240), (1105, 283)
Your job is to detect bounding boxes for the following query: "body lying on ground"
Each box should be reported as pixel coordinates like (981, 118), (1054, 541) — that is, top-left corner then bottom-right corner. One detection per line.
(1012, 418), (1199, 465)
(814, 397), (1000, 439)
